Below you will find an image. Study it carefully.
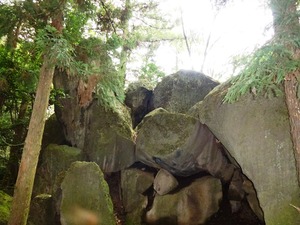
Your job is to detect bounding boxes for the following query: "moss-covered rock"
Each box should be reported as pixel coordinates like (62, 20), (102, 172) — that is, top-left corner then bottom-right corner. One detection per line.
(60, 161), (116, 225)
(84, 101), (136, 172)
(151, 70), (219, 113)
(0, 190), (12, 225)
(135, 111), (235, 180)
(121, 168), (153, 225)
(188, 83), (300, 225)
(145, 176), (222, 225)
(33, 144), (83, 196)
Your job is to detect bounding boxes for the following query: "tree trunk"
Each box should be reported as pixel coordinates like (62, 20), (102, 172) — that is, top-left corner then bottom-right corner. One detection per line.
(270, 0), (300, 185)
(284, 72), (300, 185)
(8, 57), (55, 225)
(119, 0), (131, 85)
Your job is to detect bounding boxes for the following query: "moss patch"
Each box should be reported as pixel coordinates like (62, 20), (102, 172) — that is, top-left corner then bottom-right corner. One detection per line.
(267, 191), (300, 225)
(0, 191), (12, 225)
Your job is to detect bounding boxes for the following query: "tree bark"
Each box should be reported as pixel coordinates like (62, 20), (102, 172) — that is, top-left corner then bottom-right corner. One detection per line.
(270, 0), (300, 185)
(284, 72), (300, 185)
(8, 57), (55, 225)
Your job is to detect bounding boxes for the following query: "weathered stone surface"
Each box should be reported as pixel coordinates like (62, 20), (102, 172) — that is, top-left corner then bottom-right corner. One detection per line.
(189, 83), (300, 225)
(121, 168), (153, 225)
(28, 194), (55, 225)
(84, 102), (135, 172)
(0, 191), (12, 225)
(125, 81), (153, 128)
(54, 71), (86, 149)
(60, 161), (116, 225)
(146, 176), (222, 225)
(136, 111), (235, 181)
(33, 144), (83, 196)
(84, 101), (135, 172)
(154, 169), (178, 195)
(151, 70), (219, 113)
(54, 69), (135, 172)
(55, 68), (135, 172)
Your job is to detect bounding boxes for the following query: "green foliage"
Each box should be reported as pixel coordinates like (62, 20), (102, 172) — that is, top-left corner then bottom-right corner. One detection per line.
(0, 43), (39, 120)
(0, 3), (19, 38)
(224, 38), (300, 103)
(138, 62), (165, 88)
(0, 190), (12, 224)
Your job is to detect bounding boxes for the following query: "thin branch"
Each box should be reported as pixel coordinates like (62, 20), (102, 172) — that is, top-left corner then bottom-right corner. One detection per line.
(99, 0), (117, 33)
(142, 37), (184, 43)
(0, 136), (24, 147)
(180, 8), (191, 61)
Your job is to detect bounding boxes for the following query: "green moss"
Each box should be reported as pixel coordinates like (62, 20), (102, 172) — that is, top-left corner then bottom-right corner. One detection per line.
(0, 190), (12, 225)
(61, 162), (116, 225)
(266, 191), (300, 225)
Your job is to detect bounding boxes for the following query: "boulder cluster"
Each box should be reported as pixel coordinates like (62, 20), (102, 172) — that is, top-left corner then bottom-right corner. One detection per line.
(27, 70), (299, 225)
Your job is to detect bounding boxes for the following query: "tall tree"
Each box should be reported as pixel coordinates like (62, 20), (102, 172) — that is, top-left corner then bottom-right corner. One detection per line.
(8, 4), (64, 224)
(270, 0), (300, 185)
(5, 0), (89, 223)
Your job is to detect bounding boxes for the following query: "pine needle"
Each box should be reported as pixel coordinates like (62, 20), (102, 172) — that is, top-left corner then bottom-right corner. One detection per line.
(289, 204), (300, 213)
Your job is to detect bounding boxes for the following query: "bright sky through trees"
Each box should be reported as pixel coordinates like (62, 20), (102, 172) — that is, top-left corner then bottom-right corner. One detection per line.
(155, 0), (274, 81)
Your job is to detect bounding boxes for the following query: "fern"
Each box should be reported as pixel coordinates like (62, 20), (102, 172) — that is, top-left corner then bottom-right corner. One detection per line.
(224, 38), (300, 103)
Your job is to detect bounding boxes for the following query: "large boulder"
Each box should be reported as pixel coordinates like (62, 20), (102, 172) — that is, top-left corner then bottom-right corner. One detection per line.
(151, 70), (219, 113)
(60, 162), (116, 225)
(145, 176), (223, 225)
(135, 111), (235, 181)
(189, 83), (300, 225)
(53, 71), (86, 149)
(84, 101), (135, 172)
(125, 82), (153, 128)
(121, 167), (154, 225)
(33, 144), (83, 196)
(153, 169), (178, 195)
(54, 71), (135, 173)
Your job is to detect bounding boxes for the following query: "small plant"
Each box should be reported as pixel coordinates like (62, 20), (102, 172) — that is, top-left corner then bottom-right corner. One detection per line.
(224, 37), (300, 103)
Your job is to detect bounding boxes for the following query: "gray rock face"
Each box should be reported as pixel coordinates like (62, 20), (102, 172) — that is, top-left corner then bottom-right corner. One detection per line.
(60, 162), (116, 225)
(53, 71), (86, 149)
(33, 144), (83, 196)
(146, 176), (222, 225)
(154, 169), (178, 195)
(54, 71), (135, 173)
(125, 82), (153, 128)
(151, 70), (219, 113)
(121, 168), (154, 225)
(84, 102), (135, 172)
(136, 111), (235, 181)
(189, 83), (300, 225)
